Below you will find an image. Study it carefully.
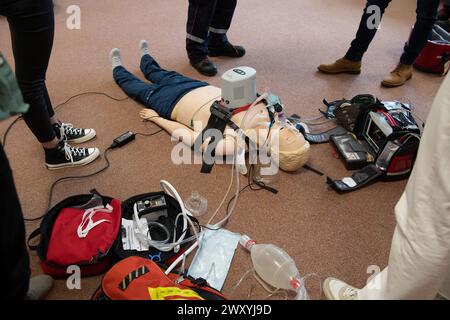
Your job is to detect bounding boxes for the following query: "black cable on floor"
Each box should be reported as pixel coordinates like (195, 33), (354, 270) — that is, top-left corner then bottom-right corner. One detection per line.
(24, 147), (114, 222)
(24, 127), (164, 222)
(1, 91), (129, 147)
(10, 90), (165, 223)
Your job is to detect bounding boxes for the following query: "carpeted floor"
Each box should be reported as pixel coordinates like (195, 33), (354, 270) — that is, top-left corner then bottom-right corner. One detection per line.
(0, 0), (444, 300)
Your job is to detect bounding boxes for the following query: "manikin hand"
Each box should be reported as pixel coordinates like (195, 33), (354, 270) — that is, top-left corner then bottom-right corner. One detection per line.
(139, 108), (159, 121)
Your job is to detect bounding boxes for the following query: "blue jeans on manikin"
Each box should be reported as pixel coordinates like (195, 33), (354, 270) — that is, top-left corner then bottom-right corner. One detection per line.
(113, 54), (208, 119)
(345, 0), (439, 65)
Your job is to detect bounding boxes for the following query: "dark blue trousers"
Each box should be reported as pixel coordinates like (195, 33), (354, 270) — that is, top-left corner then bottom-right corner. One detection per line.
(113, 55), (208, 119)
(186, 0), (238, 62)
(345, 0), (439, 64)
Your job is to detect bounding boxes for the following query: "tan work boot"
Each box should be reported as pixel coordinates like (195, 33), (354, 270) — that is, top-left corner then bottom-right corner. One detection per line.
(318, 57), (362, 74)
(381, 63), (413, 87)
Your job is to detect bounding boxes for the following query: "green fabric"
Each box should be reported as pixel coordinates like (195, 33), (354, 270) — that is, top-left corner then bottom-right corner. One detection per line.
(0, 53), (29, 121)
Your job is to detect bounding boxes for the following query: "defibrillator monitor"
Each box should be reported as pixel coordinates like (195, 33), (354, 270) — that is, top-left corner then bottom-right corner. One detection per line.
(363, 111), (393, 153)
(221, 66), (257, 109)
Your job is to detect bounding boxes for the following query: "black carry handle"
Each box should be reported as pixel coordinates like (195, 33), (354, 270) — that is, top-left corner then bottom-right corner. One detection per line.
(27, 228), (41, 251)
(327, 164), (383, 193)
(304, 126), (348, 144)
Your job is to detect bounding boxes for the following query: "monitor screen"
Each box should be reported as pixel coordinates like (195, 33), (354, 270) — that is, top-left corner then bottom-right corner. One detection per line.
(366, 119), (386, 151)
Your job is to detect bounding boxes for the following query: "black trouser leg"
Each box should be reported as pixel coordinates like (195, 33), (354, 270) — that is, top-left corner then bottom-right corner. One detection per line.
(400, 0), (439, 65)
(209, 0), (237, 47)
(0, 143), (30, 300)
(186, 0), (218, 62)
(1, 0), (56, 143)
(345, 0), (392, 61)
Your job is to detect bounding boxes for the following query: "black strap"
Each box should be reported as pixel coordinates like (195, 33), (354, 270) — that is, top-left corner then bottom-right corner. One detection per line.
(304, 126), (348, 144)
(195, 113), (228, 173)
(327, 164), (383, 193)
(193, 101), (243, 174)
(27, 228), (41, 251)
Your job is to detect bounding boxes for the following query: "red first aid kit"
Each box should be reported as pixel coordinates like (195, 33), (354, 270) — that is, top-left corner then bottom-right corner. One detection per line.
(28, 190), (121, 278)
(414, 25), (450, 74)
(414, 40), (450, 74)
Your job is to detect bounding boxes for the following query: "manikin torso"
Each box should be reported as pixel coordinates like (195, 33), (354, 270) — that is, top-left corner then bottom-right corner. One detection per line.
(171, 85), (265, 133)
(142, 85), (310, 171)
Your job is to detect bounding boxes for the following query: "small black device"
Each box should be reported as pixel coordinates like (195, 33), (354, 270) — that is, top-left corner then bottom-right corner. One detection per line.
(136, 195), (168, 222)
(112, 131), (135, 148)
(330, 133), (375, 170)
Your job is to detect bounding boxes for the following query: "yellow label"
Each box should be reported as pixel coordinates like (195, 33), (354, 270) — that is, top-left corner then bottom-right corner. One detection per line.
(148, 287), (204, 300)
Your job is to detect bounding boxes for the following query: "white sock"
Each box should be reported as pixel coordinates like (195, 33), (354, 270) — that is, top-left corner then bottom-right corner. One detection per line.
(139, 40), (150, 58)
(109, 48), (122, 70)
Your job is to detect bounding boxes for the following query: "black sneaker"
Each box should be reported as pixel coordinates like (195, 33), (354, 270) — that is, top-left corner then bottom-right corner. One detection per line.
(45, 140), (100, 170)
(208, 43), (246, 58)
(54, 122), (96, 144)
(190, 58), (218, 76)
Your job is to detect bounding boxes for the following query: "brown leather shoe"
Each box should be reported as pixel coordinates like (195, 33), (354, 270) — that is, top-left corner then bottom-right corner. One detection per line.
(318, 58), (362, 74)
(381, 63), (413, 88)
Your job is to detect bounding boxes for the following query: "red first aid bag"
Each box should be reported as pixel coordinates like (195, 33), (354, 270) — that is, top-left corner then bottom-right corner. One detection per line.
(414, 40), (450, 74)
(414, 25), (450, 74)
(28, 190), (121, 278)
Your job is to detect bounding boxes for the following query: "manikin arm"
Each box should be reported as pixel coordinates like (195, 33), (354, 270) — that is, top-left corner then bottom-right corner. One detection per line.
(139, 109), (236, 156)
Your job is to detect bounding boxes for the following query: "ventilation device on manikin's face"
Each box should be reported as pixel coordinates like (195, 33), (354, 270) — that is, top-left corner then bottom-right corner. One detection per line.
(221, 67), (257, 110)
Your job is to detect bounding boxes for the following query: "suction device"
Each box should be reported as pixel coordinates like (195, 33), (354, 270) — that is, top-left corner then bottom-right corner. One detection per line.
(221, 67), (257, 109)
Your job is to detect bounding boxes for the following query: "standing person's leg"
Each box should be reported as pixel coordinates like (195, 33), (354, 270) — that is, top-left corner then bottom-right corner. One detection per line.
(0, 143), (30, 300)
(359, 73), (449, 298)
(6, 0), (57, 145)
(3, 0), (99, 167)
(382, 0), (439, 87)
(345, 0), (392, 62)
(323, 73), (450, 300)
(208, 0), (245, 58)
(318, 0), (391, 74)
(400, 0), (440, 65)
(0, 143), (54, 300)
(186, 0), (218, 76)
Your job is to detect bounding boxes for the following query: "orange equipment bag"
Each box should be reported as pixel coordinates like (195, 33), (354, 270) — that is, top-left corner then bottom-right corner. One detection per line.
(92, 256), (227, 300)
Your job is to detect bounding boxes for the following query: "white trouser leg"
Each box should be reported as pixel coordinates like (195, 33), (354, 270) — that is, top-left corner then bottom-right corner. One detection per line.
(359, 74), (450, 300)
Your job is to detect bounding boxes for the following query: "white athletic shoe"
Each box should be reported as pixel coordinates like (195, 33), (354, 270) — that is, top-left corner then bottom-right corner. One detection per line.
(109, 48), (122, 69)
(139, 40), (150, 57)
(323, 277), (360, 300)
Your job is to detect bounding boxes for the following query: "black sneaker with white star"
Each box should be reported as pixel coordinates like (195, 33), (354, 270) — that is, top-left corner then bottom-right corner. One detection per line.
(44, 140), (100, 170)
(54, 122), (96, 144)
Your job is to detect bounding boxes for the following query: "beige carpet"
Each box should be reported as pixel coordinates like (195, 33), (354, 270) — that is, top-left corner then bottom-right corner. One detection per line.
(0, 0), (443, 300)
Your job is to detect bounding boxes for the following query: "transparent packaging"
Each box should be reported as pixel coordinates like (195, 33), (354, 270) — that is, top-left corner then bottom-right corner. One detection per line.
(185, 191), (208, 217)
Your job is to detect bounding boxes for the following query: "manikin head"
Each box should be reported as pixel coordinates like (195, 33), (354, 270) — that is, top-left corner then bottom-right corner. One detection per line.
(221, 66), (310, 172)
